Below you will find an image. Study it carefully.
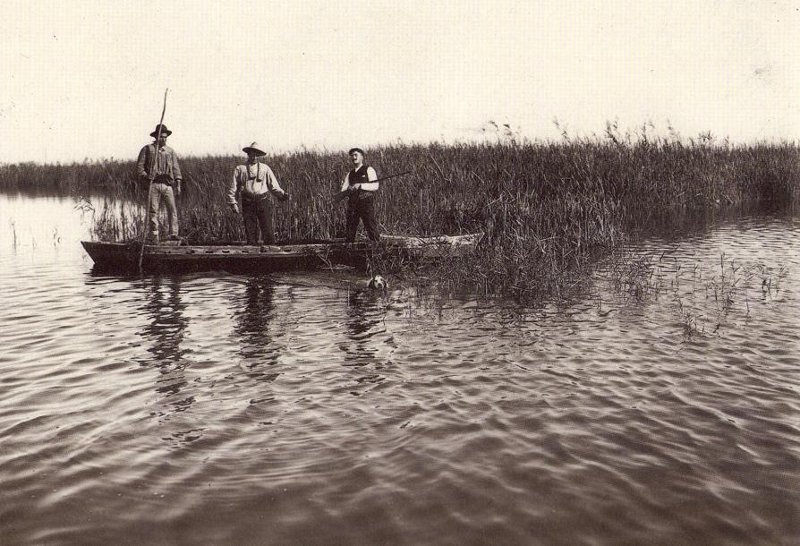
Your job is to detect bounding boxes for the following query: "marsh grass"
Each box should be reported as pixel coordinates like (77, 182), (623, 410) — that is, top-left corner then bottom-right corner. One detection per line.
(1, 131), (797, 298)
(603, 249), (790, 337)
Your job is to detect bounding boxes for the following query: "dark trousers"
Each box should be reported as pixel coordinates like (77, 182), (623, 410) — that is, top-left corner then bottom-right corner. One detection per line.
(242, 195), (274, 244)
(346, 193), (380, 242)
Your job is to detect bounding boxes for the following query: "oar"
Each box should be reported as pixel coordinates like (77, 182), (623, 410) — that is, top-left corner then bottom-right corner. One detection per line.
(334, 170), (412, 202)
(138, 88), (169, 274)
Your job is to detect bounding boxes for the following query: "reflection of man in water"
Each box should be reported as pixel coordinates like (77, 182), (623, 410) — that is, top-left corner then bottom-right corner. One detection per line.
(233, 276), (280, 376)
(140, 276), (189, 400)
(342, 290), (385, 368)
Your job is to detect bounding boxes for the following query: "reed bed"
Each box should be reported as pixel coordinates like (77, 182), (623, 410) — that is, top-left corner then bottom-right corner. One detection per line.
(2, 133), (797, 299)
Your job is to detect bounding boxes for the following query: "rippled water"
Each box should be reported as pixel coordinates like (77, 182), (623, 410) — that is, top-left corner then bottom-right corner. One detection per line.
(1, 194), (798, 544)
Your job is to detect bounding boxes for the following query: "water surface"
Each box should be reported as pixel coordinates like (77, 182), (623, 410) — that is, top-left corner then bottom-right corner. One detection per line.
(1, 194), (798, 544)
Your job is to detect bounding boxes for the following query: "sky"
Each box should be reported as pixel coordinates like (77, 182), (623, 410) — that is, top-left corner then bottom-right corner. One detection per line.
(2, 0), (798, 164)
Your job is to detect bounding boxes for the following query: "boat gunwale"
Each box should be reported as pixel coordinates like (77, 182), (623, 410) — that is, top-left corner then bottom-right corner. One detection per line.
(81, 232), (483, 253)
(80, 233), (484, 272)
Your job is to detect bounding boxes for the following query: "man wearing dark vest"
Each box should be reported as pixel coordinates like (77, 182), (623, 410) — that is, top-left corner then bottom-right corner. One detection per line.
(340, 147), (380, 242)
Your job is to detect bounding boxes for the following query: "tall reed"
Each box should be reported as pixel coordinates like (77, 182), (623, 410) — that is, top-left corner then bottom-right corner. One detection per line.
(2, 132), (797, 299)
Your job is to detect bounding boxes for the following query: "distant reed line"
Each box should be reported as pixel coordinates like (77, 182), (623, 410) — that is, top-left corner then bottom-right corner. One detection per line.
(2, 135), (797, 299)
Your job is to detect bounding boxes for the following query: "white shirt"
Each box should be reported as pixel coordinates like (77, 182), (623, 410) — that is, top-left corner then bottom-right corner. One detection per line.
(341, 165), (378, 192)
(228, 162), (286, 204)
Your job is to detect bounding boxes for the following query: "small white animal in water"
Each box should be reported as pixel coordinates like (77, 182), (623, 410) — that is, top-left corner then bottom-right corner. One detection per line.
(368, 275), (387, 290)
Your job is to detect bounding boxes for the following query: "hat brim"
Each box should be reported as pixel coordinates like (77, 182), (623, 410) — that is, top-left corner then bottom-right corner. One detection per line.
(243, 147), (267, 156)
(150, 129), (172, 137)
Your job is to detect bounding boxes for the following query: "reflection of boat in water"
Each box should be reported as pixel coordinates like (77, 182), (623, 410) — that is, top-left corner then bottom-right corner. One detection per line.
(81, 233), (483, 274)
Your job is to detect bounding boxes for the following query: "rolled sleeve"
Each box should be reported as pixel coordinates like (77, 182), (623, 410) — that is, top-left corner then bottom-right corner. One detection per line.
(266, 165), (285, 195)
(360, 167), (379, 192)
(228, 167), (240, 205)
(171, 151), (182, 181)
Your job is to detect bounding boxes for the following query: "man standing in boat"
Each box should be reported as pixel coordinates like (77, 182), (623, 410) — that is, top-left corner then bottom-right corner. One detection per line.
(341, 147), (380, 242)
(137, 124), (183, 242)
(228, 142), (289, 245)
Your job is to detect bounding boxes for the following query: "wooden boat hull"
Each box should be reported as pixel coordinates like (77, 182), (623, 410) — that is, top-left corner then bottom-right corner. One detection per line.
(81, 233), (483, 274)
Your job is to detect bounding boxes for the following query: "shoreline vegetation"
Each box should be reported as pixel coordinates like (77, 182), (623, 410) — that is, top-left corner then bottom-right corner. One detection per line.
(2, 130), (798, 300)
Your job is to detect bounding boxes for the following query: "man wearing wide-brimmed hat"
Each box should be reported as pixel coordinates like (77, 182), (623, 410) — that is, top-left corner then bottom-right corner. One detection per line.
(136, 124), (183, 241)
(228, 142), (289, 245)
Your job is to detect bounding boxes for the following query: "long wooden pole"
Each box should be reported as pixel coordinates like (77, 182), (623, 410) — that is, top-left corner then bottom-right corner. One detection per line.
(138, 88), (169, 273)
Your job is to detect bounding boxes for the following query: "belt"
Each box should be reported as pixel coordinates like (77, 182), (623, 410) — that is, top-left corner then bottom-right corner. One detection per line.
(350, 190), (375, 201)
(242, 192), (269, 202)
(151, 174), (173, 186)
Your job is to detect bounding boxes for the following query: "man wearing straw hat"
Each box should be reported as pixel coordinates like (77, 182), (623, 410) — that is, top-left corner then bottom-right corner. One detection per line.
(136, 124), (183, 241)
(228, 142), (289, 245)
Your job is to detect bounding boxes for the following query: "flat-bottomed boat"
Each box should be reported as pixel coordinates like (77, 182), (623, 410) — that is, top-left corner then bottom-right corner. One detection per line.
(81, 233), (483, 274)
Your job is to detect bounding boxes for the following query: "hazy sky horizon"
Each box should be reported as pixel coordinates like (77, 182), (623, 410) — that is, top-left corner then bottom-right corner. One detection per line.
(3, 0), (798, 164)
